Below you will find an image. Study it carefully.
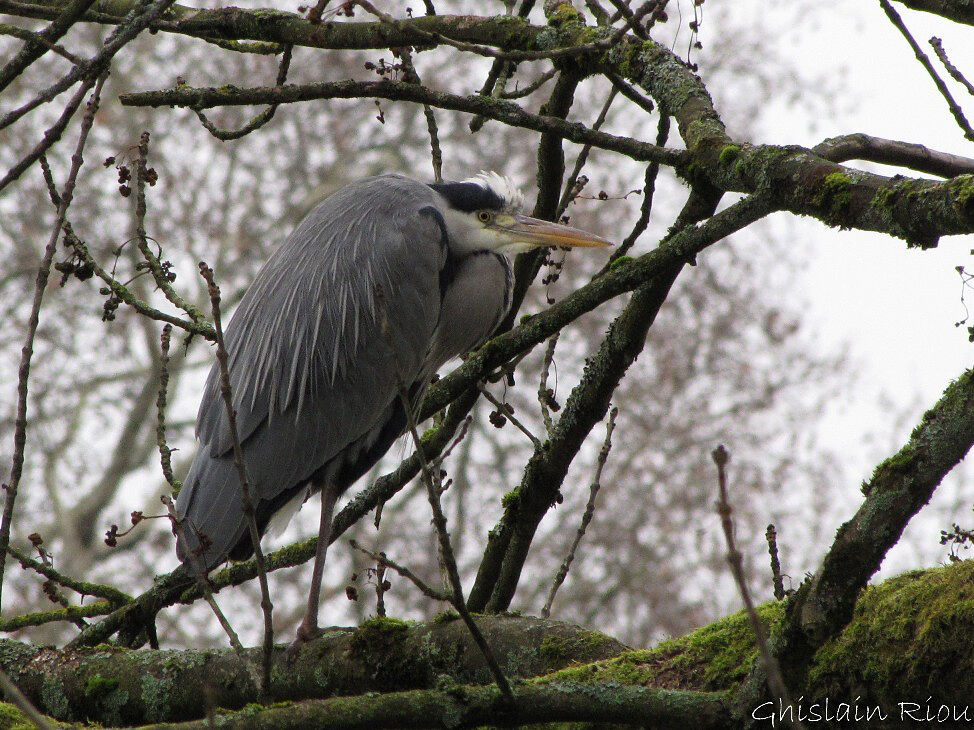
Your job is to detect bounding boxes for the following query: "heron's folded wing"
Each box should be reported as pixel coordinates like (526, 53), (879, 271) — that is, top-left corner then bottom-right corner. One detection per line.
(176, 175), (446, 567)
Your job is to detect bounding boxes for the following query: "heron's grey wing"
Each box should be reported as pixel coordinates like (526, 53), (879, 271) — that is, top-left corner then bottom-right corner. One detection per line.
(175, 175), (447, 570)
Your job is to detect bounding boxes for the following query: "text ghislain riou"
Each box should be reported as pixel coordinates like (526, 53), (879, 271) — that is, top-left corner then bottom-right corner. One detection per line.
(752, 697), (974, 726)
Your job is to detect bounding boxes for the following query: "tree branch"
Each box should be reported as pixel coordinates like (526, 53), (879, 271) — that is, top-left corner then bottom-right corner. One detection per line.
(119, 79), (680, 167)
(812, 132), (974, 178)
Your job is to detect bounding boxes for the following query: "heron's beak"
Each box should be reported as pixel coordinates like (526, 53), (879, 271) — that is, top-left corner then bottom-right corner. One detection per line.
(508, 214), (612, 249)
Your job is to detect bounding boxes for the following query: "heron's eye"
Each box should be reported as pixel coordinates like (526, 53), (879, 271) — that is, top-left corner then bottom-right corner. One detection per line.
(477, 210), (493, 224)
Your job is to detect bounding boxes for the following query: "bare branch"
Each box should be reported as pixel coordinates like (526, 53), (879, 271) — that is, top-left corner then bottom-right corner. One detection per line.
(156, 324), (177, 488)
(0, 21), (84, 65)
(349, 540), (450, 602)
(119, 79), (683, 167)
(929, 36), (974, 96)
(812, 132), (974, 177)
(878, 0), (974, 140)
(766, 524), (785, 601)
(193, 44), (293, 140)
(542, 406), (617, 618)
(133, 133), (210, 327)
(0, 0), (178, 133)
(160, 495), (252, 662)
(0, 0), (94, 91)
(395, 382), (515, 704)
(0, 74), (97, 196)
(711, 445), (800, 730)
(478, 385), (541, 448)
(0, 74), (106, 611)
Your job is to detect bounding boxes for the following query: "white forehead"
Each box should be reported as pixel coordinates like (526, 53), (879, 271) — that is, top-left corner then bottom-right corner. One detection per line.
(464, 171), (525, 211)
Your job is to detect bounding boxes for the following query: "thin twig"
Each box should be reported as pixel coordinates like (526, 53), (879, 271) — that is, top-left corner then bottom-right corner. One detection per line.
(0, 73), (96, 196)
(0, 22), (83, 64)
(0, 667), (53, 730)
(0, 0), (178, 133)
(538, 333), (560, 438)
(478, 385), (541, 447)
(557, 86), (619, 218)
(542, 406), (617, 618)
(0, 0), (94, 92)
(399, 382), (514, 705)
(161, 496), (246, 653)
(605, 0), (650, 39)
(133, 132), (209, 327)
(0, 74), (106, 612)
(62, 225), (215, 339)
(193, 44), (293, 140)
(878, 0), (974, 140)
(350, 540), (450, 601)
(501, 67), (558, 99)
(371, 284), (515, 706)
(604, 112), (670, 269)
(198, 262), (274, 699)
(430, 415), (473, 470)
(397, 47), (442, 181)
(766, 524), (785, 600)
(930, 37), (974, 96)
(7, 544), (131, 605)
(712, 445), (802, 730)
(156, 324), (177, 488)
(469, 0), (534, 131)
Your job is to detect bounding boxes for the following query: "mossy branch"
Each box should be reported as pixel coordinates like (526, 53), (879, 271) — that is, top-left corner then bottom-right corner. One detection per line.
(789, 366), (974, 653)
(8, 565), (974, 727)
(5, 616), (629, 726)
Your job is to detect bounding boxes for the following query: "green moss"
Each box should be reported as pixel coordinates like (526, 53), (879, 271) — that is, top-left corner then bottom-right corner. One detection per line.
(545, 602), (784, 691)
(85, 674), (119, 697)
(812, 172), (854, 228)
(871, 185), (895, 212)
(868, 181), (930, 246)
(350, 616), (410, 656)
(546, 2), (584, 27)
(718, 144), (741, 167)
(501, 487), (522, 508)
(949, 174), (974, 218)
(419, 424), (441, 445)
(0, 702), (33, 730)
(807, 561), (974, 709)
(539, 630), (617, 665)
(609, 255), (634, 269)
(432, 610), (460, 624)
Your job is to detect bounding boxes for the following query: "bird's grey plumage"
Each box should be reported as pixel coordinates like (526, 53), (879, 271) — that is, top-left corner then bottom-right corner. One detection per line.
(175, 175), (513, 571)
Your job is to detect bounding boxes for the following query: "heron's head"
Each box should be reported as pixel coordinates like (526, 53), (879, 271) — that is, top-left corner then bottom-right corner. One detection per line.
(430, 172), (612, 256)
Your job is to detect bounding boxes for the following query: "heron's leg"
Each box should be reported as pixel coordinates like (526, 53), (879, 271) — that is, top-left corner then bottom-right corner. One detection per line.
(292, 482), (341, 649)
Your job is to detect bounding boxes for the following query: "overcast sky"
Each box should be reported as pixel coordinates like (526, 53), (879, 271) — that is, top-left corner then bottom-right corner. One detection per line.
(736, 1), (974, 573)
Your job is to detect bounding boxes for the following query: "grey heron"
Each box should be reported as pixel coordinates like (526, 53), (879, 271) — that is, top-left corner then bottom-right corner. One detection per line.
(174, 172), (610, 643)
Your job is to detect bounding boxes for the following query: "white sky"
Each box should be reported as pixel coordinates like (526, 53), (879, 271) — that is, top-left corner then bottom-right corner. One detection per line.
(747, 1), (974, 572)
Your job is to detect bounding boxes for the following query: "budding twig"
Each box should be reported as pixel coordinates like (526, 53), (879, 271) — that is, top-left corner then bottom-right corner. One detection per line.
(198, 261), (274, 699)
